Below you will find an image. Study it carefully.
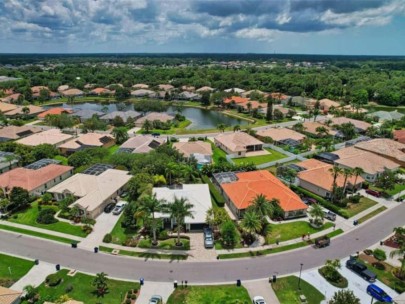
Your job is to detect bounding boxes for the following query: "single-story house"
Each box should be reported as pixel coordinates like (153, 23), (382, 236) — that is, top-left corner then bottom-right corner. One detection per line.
(0, 125), (41, 142)
(329, 117), (371, 133)
(367, 110), (404, 122)
(0, 93), (22, 103)
(177, 91), (201, 101)
(213, 170), (308, 219)
(354, 138), (405, 167)
(135, 112), (174, 127)
(223, 96), (249, 106)
(181, 85), (195, 92)
(173, 141), (213, 165)
(214, 132), (264, 157)
(130, 89), (156, 98)
(57, 85), (69, 93)
(16, 129), (74, 147)
(341, 105), (368, 113)
(332, 146), (399, 182)
(58, 133), (115, 155)
(241, 90), (266, 98)
(318, 98), (341, 112)
(196, 86), (215, 93)
(302, 121), (338, 137)
(118, 135), (166, 153)
(132, 83), (149, 89)
(4, 105), (45, 118)
(89, 87), (113, 95)
(48, 169), (131, 219)
(100, 110), (142, 123)
(224, 88), (245, 94)
(0, 286), (22, 304)
(0, 162), (73, 196)
(62, 88), (84, 97)
(153, 184), (211, 231)
(393, 130), (405, 144)
(158, 84), (174, 91)
(71, 109), (104, 121)
(37, 107), (73, 119)
(0, 102), (19, 113)
(296, 159), (364, 198)
(0, 151), (19, 174)
(256, 128), (306, 145)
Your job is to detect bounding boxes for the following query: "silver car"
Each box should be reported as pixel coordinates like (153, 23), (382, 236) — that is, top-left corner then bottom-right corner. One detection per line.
(112, 201), (127, 215)
(149, 295), (162, 304)
(204, 235), (214, 248)
(252, 296), (266, 304)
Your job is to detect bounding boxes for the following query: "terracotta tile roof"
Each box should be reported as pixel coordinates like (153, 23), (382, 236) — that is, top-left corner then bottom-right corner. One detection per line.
(268, 92), (289, 100)
(4, 105), (45, 116)
(90, 87), (112, 95)
(0, 125), (41, 140)
(0, 164), (73, 192)
(0, 102), (18, 113)
(1, 93), (22, 103)
(173, 141), (213, 157)
(215, 132), (263, 152)
(57, 85), (69, 92)
(62, 88), (84, 96)
(158, 84), (174, 91)
(135, 112), (174, 124)
(223, 96), (249, 104)
(319, 98), (340, 110)
(0, 286), (22, 304)
(330, 117), (371, 131)
(256, 128), (306, 142)
(221, 170), (307, 212)
(355, 138), (405, 163)
(393, 130), (405, 144)
(132, 83), (149, 89)
(196, 86), (214, 92)
(16, 129), (74, 147)
(31, 86), (49, 94)
(181, 85), (195, 91)
(297, 159), (328, 170)
(38, 107), (73, 118)
(302, 121), (337, 136)
(59, 133), (114, 150)
(120, 135), (166, 153)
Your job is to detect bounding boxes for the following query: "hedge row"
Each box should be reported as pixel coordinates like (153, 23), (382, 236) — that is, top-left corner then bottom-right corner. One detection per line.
(202, 175), (225, 207)
(290, 185), (349, 219)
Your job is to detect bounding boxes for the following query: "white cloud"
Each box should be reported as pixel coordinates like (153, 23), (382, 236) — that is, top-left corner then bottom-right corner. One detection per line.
(235, 28), (276, 41)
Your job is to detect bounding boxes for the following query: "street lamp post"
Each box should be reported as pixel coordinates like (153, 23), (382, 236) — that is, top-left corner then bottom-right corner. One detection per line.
(298, 263), (303, 290)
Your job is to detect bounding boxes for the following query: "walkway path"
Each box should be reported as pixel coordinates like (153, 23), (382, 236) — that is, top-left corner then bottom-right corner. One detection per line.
(11, 262), (56, 291)
(244, 280), (280, 304)
(136, 282), (174, 304)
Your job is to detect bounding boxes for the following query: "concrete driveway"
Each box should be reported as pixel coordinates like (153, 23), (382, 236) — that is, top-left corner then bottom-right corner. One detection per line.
(301, 257), (398, 304)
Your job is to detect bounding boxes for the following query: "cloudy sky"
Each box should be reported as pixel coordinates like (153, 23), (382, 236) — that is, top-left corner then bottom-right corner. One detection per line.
(0, 0), (404, 55)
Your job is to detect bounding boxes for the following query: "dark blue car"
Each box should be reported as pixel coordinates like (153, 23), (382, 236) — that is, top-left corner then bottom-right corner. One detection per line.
(367, 284), (392, 303)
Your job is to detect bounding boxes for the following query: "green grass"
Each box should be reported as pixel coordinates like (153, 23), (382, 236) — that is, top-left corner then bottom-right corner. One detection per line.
(345, 197), (378, 218)
(8, 201), (87, 237)
(167, 285), (251, 304)
(0, 224), (77, 244)
(266, 221), (334, 244)
(32, 269), (140, 304)
(357, 206), (387, 224)
(233, 148), (287, 165)
(210, 142), (228, 164)
(371, 183), (405, 196)
(272, 276), (325, 304)
(107, 144), (119, 155)
(218, 229), (343, 259)
(53, 155), (68, 165)
(99, 246), (188, 260)
(138, 238), (190, 250)
(0, 253), (34, 287)
(109, 213), (138, 245)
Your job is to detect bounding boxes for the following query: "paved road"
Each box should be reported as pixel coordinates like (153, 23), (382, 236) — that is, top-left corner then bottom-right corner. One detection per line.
(1, 203), (403, 284)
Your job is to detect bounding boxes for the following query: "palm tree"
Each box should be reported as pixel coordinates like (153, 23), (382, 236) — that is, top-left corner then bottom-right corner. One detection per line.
(92, 272), (109, 296)
(112, 127), (128, 144)
(292, 122), (305, 133)
(233, 124), (241, 132)
(390, 227), (405, 279)
(328, 165), (343, 202)
(165, 162), (178, 185)
(342, 168), (354, 193)
(139, 194), (165, 245)
(249, 194), (274, 220)
(352, 167), (364, 191)
(308, 204), (325, 227)
(23, 285), (37, 302)
(164, 196), (194, 246)
(22, 106), (30, 118)
(217, 123), (226, 132)
(246, 102), (252, 113)
(143, 119), (152, 133)
(240, 210), (262, 239)
(313, 108), (320, 121)
(315, 126), (329, 137)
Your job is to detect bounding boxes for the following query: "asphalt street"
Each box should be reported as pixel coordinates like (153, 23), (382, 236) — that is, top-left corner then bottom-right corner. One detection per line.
(0, 203), (403, 284)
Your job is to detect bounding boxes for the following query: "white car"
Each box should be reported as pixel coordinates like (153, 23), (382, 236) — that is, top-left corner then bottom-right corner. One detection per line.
(149, 295), (162, 304)
(252, 296), (266, 304)
(112, 201), (127, 215)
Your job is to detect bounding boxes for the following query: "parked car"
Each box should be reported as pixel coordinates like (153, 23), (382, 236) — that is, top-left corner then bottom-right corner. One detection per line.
(252, 296), (266, 304)
(367, 284), (393, 303)
(303, 197), (317, 205)
(324, 211), (336, 221)
(366, 189), (381, 197)
(315, 236), (330, 248)
(148, 295), (163, 304)
(112, 201), (127, 215)
(204, 235), (214, 248)
(103, 203), (116, 213)
(346, 258), (377, 282)
(203, 227), (213, 238)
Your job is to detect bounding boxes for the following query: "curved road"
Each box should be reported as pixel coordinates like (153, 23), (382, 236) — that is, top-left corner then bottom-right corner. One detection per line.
(1, 203), (404, 283)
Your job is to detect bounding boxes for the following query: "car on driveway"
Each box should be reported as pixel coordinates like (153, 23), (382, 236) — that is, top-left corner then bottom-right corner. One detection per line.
(204, 235), (214, 248)
(104, 203), (115, 213)
(203, 227), (213, 237)
(367, 284), (393, 303)
(346, 258), (377, 282)
(252, 296), (266, 304)
(148, 295), (163, 304)
(302, 197), (317, 205)
(112, 201), (127, 215)
(324, 211), (336, 221)
(366, 189), (381, 197)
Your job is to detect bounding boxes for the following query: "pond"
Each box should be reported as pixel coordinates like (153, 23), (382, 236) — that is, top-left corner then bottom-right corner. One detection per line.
(47, 102), (249, 130)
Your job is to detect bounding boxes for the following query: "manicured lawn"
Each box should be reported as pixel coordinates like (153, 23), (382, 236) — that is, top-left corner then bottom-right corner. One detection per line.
(109, 213), (138, 245)
(233, 148), (287, 165)
(209, 142), (228, 164)
(272, 276), (325, 304)
(371, 183), (405, 196)
(107, 144), (119, 155)
(9, 201), (87, 237)
(345, 197), (378, 218)
(53, 155), (68, 165)
(99, 246), (188, 260)
(266, 221), (334, 244)
(0, 253), (34, 287)
(33, 269), (140, 304)
(138, 238), (190, 250)
(358, 206), (387, 224)
(0, 224), (77, 244)
(167, 285), (251, 304)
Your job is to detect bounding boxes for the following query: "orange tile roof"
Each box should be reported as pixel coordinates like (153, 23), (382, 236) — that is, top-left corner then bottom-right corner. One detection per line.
(223, 96), (249, 104)
(393, 130), (405, 144)
(38, 107), (73, 118)
(221, 170), (307, 212)
(0, 164), (73, 192)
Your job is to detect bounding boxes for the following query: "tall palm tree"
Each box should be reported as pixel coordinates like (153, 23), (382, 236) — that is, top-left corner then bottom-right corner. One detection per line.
(164, 196), (194, 246)
(217, 123), (226, 132)
(308, 203), (325, 226)
(240, 210), (262, 239)
(139, 194), (165, 245)
(328, 165), (343, 202)
(315, 126), (329, 137)
(165, 162), (178, 185)
(390, 227), (405, 279)
(112, 127), (128, 144)
(92, 272), (109, 296)
(233, 124), (241, 132)
(342, 168), (354, 193)
(249, 194), (274, 220)
(292, 122), (305, 133)
(246, 102), (252, 113)
(352, 167), (364, 191)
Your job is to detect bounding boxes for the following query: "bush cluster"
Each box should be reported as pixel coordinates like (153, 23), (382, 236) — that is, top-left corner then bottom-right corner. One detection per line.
(45, 273), (62, 287)
(37, 208), (58, 224)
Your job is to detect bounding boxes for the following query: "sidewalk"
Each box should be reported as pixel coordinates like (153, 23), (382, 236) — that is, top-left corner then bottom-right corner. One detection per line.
(11, 262), (56, 291)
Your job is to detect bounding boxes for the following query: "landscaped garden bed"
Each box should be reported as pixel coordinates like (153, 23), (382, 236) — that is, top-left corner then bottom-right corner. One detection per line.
(138, 237), (190, 250)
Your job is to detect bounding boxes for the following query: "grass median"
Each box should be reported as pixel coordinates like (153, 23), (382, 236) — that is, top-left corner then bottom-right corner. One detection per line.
(99, 246), (188, 260)
(358, 206), (387, 224)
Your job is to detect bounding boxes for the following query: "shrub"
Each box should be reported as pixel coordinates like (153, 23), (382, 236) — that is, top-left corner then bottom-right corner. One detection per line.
(158, 229), (169, 240)
(103, 233), (112, 243)
(318, 266), (348, 288)
(37, 208), (58, 224)
(364, 249), (373, 255)
(65, 284), (73, 292)
(125, 299), (131, 304)
(81, 224), (93, 234)
(46, 273), (62, 287)
(373, 248), (387, 261)
(202, 175), (225, 207)
(373, 262), (386, 270)
(131, 294), (137, 300)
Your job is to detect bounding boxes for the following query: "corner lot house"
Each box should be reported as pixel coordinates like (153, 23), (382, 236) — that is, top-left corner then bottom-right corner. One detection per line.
(296, 159), (364, 198)
(0, 125), (41, 142)
(0, 286), (22, 304)
(118, 135), (166, 153)
(0, 161), (73, 196)
(256, 128), (306, 146)
(213, 170), (308, 219)
(58, 133), (115, 155)
(153, 184), (211, 230)
(214, 132), (263, 157)
(16, 129), (74, 147)
(48, 169), (131, 219)
(135, 112), (174, 127)
(354, 138), (405, 167)
(173, 141), (213, 165)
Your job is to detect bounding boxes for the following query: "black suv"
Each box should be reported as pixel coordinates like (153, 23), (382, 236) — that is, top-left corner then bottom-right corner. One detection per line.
(346, 258), (376, 282)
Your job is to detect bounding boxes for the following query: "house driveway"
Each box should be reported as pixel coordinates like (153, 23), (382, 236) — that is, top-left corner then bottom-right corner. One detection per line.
(136, 281), (174, 304)
(244, 279), (280, 304)
(300, 257), (398, 304)
(79, 212), (121, 250)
